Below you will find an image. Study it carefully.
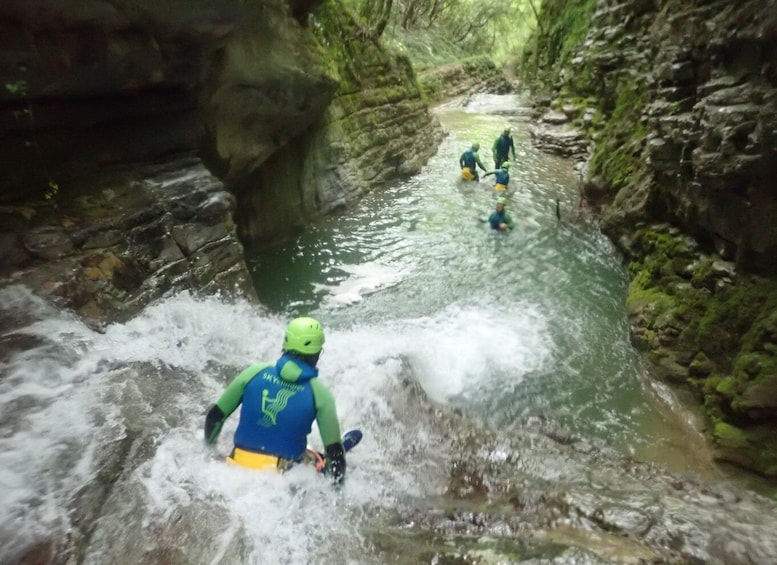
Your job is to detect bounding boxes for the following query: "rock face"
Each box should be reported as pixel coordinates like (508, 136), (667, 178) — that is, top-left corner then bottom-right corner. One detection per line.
(417, 56), (514, 102)
(565, 0), (777, 272)
(0, 157), (257, 327)
(524, 0), (777, 478)
(228, 1), (444, 245)
(0, 0), (444, 320)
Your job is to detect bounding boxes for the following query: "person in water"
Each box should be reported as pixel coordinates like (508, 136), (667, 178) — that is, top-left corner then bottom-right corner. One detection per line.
(483, 161), (511, 191)
(491, 127), (516, 169)
(478, 196), (514, 231)
(204, 317), (346, 484)
(459, 142), (488, 181)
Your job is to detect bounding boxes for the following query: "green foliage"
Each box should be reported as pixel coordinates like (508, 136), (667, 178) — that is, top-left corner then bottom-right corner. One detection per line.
(545, 0), (598, 69)
(5, 77), (61, 203)
(386, 29), (469, 70)
(45, 180), (60, 201)
(521, 0), (598, 86)
(342, 0), (539, 67)
(5, 80), (28, 96)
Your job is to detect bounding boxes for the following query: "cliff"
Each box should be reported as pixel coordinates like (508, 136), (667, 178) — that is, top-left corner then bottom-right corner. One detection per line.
(523, 0), (777, 478)
(0, 0), (442, 326)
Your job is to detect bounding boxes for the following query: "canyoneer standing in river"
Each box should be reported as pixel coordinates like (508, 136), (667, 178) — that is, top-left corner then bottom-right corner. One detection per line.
(460, 142), (488, 181)
(492, 127), (516, 169)
(483, 161), (511, 191)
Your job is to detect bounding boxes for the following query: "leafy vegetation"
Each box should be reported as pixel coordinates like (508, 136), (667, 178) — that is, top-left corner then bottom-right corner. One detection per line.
(340, 0), (540, 67)
(520, 0), (598, 85)
(5, 78), (61, 202)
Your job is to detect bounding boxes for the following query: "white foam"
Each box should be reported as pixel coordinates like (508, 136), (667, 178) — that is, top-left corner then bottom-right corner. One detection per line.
(313, 263), (408, 307)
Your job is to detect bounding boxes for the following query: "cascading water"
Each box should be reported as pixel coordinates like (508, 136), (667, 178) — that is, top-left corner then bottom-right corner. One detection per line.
(2, 94), (776, 565)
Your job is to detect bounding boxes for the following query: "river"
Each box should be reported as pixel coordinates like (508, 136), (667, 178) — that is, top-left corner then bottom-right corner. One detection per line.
(1, 94), (776, 564)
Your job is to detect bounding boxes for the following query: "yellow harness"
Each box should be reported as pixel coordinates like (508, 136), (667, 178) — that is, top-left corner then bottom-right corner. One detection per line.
(461, 167), (476, 181)
(494, 183), (507, 191)
(227, 447), (325, 473)
(227, 448), (283, 471)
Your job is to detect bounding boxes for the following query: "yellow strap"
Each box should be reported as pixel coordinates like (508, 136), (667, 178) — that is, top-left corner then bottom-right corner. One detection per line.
(227, 448), (281, 471)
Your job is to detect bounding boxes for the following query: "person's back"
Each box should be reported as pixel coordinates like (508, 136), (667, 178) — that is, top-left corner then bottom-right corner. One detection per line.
(204, 317), (346, 483)
(460, 148), (476, 169)
(231, 355), (318, 459)
(460, 142), (486, 181)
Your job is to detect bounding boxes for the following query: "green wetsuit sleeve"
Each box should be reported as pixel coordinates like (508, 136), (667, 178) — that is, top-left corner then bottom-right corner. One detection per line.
(204, 362), (271, 444)
(215, 363), (270, 415)
(476, 155), (487, 171)
(310, 378), (342, 448)
(504, 212), (515, 229)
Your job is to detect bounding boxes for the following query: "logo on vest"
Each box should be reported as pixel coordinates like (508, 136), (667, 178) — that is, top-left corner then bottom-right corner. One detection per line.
(259, 388), (297, 427)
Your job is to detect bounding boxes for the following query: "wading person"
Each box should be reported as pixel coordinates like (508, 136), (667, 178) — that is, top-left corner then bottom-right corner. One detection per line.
(478, 196), (514, 231)
(483, 161), (511, 191)
(491, 127), (516, 169)
(459, 142), (488, 181)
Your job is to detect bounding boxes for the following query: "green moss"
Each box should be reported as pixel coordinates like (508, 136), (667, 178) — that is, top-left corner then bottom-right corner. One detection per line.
(694, 278), (777, 356)
(626, 284), (675, 316)
(713, 421), (750, 449)
(521, 0), (599, 87)
(714, 376), (739, 398)
(589, 77), (649, 190)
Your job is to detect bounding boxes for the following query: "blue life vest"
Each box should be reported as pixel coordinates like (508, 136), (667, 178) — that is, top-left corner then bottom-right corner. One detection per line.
(494, 134), (513, 158)
(460, 149), (477, 169)
(488, 211), (507, 229)
(494, 169), (510, 185)
(233, 355), (317, 460)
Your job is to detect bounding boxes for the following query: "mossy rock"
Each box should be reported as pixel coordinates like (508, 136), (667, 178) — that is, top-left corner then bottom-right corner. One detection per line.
(713, 421), (750, 449)
(735, 372), (777, 413)
(688, 351), (714, 377)
(714, 376), (739, 399)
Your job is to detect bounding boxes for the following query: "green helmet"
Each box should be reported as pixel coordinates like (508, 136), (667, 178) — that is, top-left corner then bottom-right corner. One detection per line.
(497, 197), (507, 206)
(472, 142), (480, 151)
(284, 317), (325, 355)
(503, 127), (511, 134)
(501, 162), (511, 169)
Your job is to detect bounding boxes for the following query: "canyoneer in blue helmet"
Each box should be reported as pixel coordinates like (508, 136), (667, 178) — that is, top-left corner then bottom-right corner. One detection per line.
(459, 142), (488, 181)
(204, 317), (347, 484)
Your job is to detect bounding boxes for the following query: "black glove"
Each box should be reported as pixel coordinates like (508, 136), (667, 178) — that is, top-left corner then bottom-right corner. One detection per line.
(204, 404), (226, 444)
(324, 442), (346, 486)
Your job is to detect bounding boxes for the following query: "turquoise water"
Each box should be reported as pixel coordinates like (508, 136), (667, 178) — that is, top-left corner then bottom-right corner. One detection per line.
(5, 94), (776, 565)
(247, 94), (713, 473)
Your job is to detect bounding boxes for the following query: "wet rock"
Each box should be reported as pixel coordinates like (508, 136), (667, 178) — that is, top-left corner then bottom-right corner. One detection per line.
(529, 124), (589, 158)
(739, 375), (777, 412)
(0, 158), (256, 327)
(542, 110), (570, 125)
(23, 226), (74, 260)
(417, 57), (513, 102)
